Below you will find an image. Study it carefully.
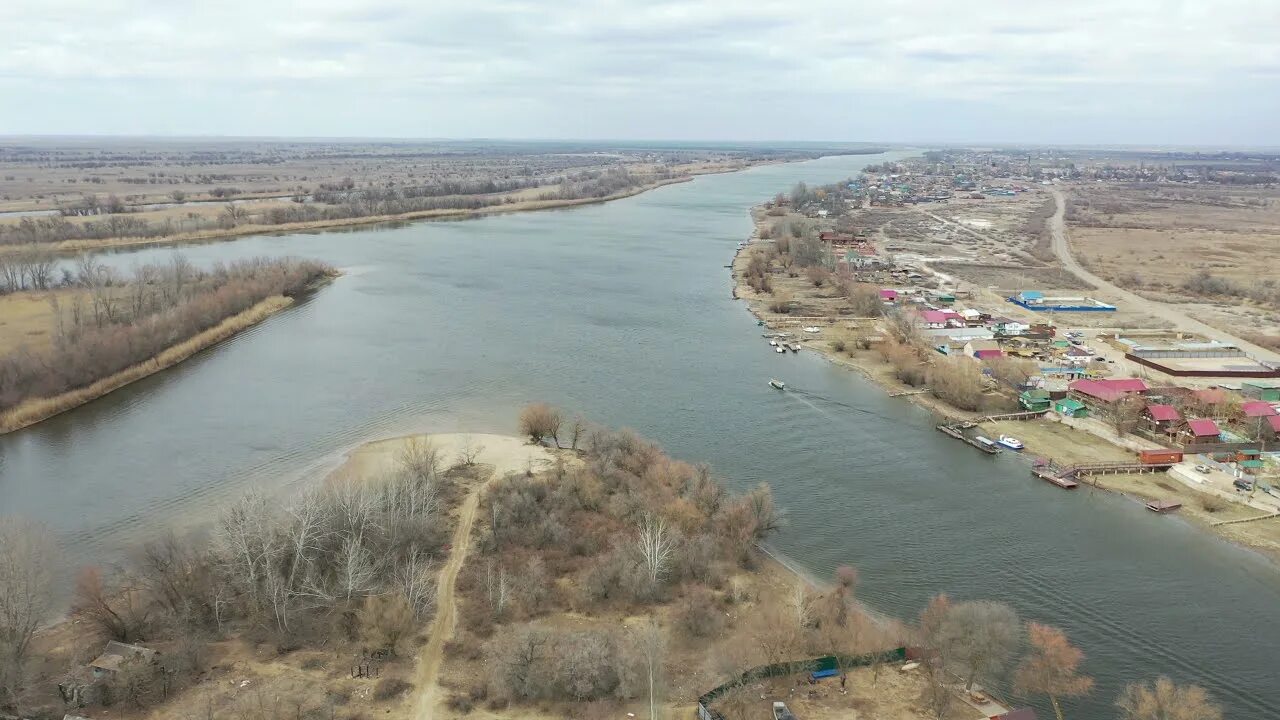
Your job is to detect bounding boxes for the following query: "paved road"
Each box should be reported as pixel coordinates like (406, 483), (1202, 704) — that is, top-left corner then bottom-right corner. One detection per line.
(1048, 188), (1278, 362)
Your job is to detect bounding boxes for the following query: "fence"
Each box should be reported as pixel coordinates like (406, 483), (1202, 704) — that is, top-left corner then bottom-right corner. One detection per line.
(696, 647), (908, 714)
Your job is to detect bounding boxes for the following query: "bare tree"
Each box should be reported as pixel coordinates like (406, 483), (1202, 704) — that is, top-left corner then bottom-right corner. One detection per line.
(0, 517), (58, 705)
(1015, 623), (1093, 720)
(72, 566), (150, 642)
(789, 582), (812, 630)
(456, 435), (484, 467)
(635, 515), (676, 587)
(395, 549), (436, 619)
(519, 403), (563, 446)
(1117, 677), (1222, 720)
(633, 619), (665, 720)
(938, 600), (1021, 691)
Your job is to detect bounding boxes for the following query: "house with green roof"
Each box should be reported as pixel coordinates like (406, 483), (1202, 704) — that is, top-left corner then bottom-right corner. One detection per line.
(1054, 398), (1087, 418)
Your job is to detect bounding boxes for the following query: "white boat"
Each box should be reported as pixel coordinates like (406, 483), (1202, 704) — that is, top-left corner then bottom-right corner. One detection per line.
(769, 340), (778, 346)
(775, 346), (785, 353)
(769, 379), (786, 390)
(974, 435), (999, 449)
(803, 326), (821, 333)
(789, 343), (800, 352)
(997, 435), (1024, 450)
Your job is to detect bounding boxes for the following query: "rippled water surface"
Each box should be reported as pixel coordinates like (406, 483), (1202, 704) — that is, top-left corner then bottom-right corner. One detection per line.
(1, 154), (1277, 718)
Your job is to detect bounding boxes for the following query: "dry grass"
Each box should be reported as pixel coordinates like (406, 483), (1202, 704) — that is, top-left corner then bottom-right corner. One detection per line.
(0, 295), (291, 432)
(0, 289), (67, 353)
(0, 175), (696, 257)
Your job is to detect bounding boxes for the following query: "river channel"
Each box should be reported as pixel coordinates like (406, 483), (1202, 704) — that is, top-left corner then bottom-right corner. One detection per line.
(0, 154), (1276, 717)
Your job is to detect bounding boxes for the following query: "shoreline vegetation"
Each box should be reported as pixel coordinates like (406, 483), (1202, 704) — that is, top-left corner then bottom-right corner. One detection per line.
(0, 415), (1223, 720)
(0, 149), (882, 258)
(0, 255), (336, 434)
(732, 179), (1280, 565)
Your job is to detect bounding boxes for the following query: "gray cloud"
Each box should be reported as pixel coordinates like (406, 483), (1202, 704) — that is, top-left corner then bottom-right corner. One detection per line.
(0, 0), (1276, 144)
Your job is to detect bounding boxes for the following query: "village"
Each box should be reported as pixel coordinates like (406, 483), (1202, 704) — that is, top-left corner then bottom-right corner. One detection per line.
(735, 162), (1280, 559)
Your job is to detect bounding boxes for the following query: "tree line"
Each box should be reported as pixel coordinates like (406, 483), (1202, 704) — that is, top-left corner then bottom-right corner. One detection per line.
(0, 254), (332, 412)
(0, 437), (463, 715)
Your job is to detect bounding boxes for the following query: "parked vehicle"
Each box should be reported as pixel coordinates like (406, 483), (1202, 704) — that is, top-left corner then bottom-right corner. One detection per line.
(1194, 464), (1212, 474)
(773, 701), (797, 720)
(1234, 478), (1254, 491)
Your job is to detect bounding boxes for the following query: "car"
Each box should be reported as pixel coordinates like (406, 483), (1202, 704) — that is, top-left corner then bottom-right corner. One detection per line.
(1233, 479), (1254, 491)
(1194, 464), (1212, 474)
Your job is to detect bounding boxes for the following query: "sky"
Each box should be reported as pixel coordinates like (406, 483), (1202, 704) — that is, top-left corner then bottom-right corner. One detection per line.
(1, 0), (1277, 146)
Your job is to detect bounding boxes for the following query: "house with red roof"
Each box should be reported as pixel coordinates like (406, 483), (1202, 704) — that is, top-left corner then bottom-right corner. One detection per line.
(1181, 418), (1221, 444)
(879, 289), (898, 304)
(1266, 415), (1280, 439)
(1144, 403), (1181, 434)
(917, 309), (964, 329)
(1068, 378), (1150, 412)
(1242, 401), (1277, 417)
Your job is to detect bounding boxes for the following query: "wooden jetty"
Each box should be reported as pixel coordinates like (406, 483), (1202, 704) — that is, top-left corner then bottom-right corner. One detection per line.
(936, 424), (1000, 454)
(1146, 499), (1182, 513)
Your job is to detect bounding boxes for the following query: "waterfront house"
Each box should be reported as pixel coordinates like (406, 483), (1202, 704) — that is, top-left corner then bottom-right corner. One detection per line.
(918, 309), (963, 329)
(1242, 380), (1280, 402)
(1145, 403), (1181, 434)
(1182, 418), (1221, 444)
(1020, 389), (1052, 412)
(1068, 378), (1149, 413)
(1054, 398), (1087, 417)
(1265, 414), (1280, 440)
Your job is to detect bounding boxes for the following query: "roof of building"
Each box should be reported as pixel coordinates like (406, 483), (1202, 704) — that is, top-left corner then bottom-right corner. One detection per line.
(1019, 291), (1044, 300)
(90, 641), (156, 673)
(1187, 418), (1221, 437)
(1146, 404), (1181, 422)
(921, 310), (961, 324)
(1069, 378), (1149, 402)
(879, 289), (898, 299)
(1240, 459), (1265, 469)
(1243, 379), (1280, 389)
(975, 349), (1004, 359)
(1194, 388), (1228, 405)
(966, 339), (1001, 352)
(1056, 398), (1086, 410)
(1269, 415), (1280, 432)
(1242, 401), (1278, 417)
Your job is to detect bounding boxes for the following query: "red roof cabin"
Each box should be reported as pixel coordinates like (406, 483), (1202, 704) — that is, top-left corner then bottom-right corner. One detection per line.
(1145, 403), (1181, 433)
(918, 309), (963, 329)
(1068, 378), (1149, 409)
(879, 289), (898, 303)
(1183, 418), (1221, 444)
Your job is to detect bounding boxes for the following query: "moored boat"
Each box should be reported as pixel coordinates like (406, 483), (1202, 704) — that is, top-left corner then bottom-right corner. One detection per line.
(974, 435), (999, 449)
(769, 379), (786, 389)
(997, 435), (1024, 450)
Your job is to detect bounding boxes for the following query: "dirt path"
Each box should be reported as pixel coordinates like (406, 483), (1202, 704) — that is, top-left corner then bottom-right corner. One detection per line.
(399, 435), (554, 720)
(1047, 188), (1278, 361)
(411, 473), (485, 719)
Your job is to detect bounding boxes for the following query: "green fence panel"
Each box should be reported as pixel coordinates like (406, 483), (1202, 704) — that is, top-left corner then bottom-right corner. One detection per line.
(698, 647), (906, 705)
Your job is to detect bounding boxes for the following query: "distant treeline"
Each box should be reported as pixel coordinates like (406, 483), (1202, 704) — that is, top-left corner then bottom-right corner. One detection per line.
(0, 255), (332, 411)
(0, 168), (664, 247)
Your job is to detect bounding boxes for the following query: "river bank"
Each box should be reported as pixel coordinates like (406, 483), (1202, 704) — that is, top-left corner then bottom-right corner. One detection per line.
(0, 160), (791, 258)
(731, 200), (1280, 566)
(0, 274), (334, 434)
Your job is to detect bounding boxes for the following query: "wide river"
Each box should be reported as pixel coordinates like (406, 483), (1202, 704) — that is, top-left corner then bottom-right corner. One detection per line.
(1, 154), (1276, 718)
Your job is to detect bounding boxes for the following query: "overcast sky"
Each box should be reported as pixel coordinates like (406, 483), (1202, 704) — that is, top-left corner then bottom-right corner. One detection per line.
(2, 0), (1277, 145)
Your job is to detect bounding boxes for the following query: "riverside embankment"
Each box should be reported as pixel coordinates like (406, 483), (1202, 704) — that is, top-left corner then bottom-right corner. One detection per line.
(1, 153), (1277, 719)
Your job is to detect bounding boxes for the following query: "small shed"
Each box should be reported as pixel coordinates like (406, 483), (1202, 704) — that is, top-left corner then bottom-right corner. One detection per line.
(89, 641), (157, 679)
(879, 289), (898, 303)
(1055, 398), (1087, 418)
(1020, 389), (1052, 412)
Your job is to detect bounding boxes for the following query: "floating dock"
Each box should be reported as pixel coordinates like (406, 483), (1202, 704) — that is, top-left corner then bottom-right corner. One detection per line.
(1146, 499), (1182, 513)
(936, 424), (1000, 454)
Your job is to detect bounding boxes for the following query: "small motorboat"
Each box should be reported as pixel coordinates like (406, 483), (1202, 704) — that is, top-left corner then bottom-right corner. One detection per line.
(803, 326), (821, 333)
(997, 435), (1024, 450)
(788, 343), (800, 352)
(775, 346), (785, 353)
(974, 435), (999, 449)
(769, 379), (786, 390)
(769, 339), (778, 346)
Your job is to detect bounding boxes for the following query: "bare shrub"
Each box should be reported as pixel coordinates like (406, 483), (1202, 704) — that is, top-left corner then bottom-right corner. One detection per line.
(676, 589), (725, 639)
(928, 358), (986, 411)
(519, 403), (563, 446)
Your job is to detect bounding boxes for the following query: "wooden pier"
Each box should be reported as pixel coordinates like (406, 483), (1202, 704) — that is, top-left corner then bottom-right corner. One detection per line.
(936, 424), (1000, 454)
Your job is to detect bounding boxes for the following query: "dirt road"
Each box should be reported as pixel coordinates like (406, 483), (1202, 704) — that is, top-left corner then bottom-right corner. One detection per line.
(1047, 188), (1278, 362)
(403, 435), (553, 720)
